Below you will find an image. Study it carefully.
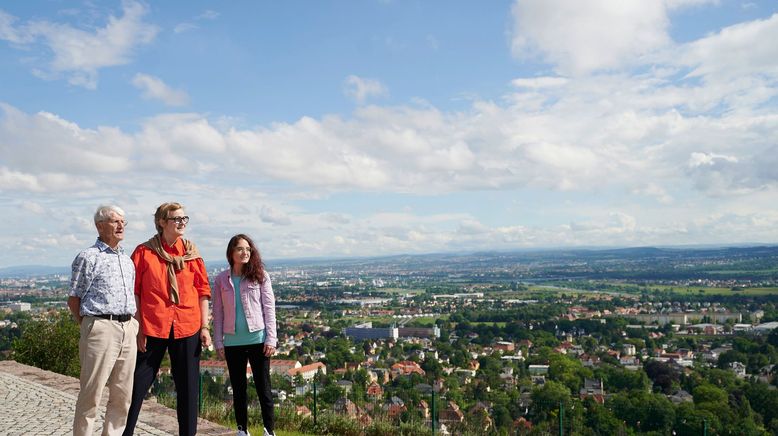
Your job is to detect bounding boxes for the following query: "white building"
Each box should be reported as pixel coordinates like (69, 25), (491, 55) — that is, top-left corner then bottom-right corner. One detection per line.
(9, 302), (31, 312)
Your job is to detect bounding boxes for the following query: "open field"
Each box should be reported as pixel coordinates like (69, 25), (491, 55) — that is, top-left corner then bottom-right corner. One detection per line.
(405, 315), (448, 325)
(538, 281), (778, 297)
(628, 284), (778, 296)
(374, 287), (426, 295)
(483, 285), (584, 299)
(469, 321), (508, 327)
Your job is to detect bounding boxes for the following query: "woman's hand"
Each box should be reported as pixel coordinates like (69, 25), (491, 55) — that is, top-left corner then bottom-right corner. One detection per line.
(137, 330), (147, 353)
(200, 328), (212, 349)
(216, 347), (225, 360)
(263, 344), (276, 357)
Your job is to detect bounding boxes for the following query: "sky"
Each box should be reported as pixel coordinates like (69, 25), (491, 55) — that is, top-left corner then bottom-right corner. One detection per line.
(1, 0), (778, 268)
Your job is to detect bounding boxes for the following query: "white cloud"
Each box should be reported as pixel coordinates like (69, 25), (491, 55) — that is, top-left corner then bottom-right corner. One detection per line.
(20, 201), (45, 215)
(688, 152), (738, 168)
(343, 75), (389, 104)
(174, 23), (198, 34)
(0, 167), (42, 192)
(664, 0), (719, 10)
(0, 103), (133, 174)
(132, 73), (190, 106)
(511, 76), (568, 89)
(174, 9), (220, 34)
(632, 183), (674, 204)
(679, 13), (778, 84)
(510, 0), (671, 75)
(0, 166), (97, 193)
(0, 10), (32, 44)
(134, 113), (226, 171)
(259, 205), (292, 226)
(686, 148), (778, 196)
(0, 1), (157, 88)
(198, 10), (220, 20)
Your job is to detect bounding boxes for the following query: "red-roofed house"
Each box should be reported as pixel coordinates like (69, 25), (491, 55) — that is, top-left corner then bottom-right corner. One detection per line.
(288, 362), (327, 381)
(439, 401), (464, 425)
(514, 417), (533, 432)
(367, 381), (384, 400)
(390, 361), (425, 378)
(494, 341), (515, 352)
(270, 359), (301, 376)
(200, 360), (229, 377)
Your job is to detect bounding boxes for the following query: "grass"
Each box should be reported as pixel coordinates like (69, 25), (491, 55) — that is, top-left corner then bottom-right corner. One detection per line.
(637, 284), (778, 296)
(258, 428), (316, 436)
(469, 321), (507, 327)
(404, 315), (448, 325)
(482, 285), (583, 299)
(537, 280), (778, 297)
(374, 287), (425, 295)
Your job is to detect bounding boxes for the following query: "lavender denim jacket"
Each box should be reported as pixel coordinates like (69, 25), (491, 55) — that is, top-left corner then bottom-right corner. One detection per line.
(212, 269), (277, 349)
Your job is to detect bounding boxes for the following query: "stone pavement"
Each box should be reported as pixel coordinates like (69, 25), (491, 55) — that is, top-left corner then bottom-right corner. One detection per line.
(0, 360), (232, 435)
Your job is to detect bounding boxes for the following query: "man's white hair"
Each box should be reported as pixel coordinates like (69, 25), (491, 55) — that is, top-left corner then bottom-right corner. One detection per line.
(94, 205), (125, 224)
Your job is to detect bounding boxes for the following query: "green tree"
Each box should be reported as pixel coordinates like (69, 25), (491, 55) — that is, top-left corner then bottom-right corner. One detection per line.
(548, 354), (590, 393)
(319, 383), (344, 405)
(674, 402), (719, 436)
(746, 381), (778, 430)
(767, 328), (778, 348)
(644, 360), (678, 394)
(693, 383), (727, 405)
(583, 398), (624, 435)
(530, 380), (570, 423)
(600, 365), (650, 392)
(717, 350), (749, 370)
(609, 391), (675, 433)
(12, 310), (80, 377)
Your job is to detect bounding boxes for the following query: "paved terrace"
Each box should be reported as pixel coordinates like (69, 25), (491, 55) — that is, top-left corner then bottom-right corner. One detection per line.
(0, 360), (231, 435)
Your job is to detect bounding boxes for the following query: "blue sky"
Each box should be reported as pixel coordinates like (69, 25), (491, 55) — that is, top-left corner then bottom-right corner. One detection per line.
(1, 0), (778, 267)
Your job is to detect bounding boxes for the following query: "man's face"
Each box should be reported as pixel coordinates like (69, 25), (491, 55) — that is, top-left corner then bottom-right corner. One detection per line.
(96, 211), (126, 247)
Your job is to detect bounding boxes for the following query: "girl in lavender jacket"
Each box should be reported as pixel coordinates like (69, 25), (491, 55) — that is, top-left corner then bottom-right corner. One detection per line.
(213, 234), (277, 436)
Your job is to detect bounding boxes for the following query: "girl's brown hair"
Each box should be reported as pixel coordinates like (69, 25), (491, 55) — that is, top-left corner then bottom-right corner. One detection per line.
(226, 234), (266, 284)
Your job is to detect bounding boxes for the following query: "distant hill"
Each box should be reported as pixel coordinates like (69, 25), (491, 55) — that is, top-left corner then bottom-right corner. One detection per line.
(2, 244), (777, 279)
(0, 265), (70, 278)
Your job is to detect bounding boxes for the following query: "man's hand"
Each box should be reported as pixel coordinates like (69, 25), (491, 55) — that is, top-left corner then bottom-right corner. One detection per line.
(216, 347), (225, 360)
(67, 296), (82, 325)
(201, 328), (212, 349)
(264, 344), (276, 357)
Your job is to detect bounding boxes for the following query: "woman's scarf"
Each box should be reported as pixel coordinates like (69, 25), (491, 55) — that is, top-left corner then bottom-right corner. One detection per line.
(142, 234), (201, 304)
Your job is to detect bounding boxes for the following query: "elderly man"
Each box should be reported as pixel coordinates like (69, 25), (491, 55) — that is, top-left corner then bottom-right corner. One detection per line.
(68, 205), (138, 436)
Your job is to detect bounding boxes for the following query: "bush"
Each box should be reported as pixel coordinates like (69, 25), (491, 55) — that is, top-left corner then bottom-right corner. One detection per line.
(273, 405), (432, 436)
(11, 310), (79, 377)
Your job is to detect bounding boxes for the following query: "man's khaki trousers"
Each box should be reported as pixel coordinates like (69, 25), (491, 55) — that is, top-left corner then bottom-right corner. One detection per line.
(73, 316), (138, 436)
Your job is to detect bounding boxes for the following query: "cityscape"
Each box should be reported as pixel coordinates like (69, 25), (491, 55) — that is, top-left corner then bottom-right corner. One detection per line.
(3, 245), (778, 435)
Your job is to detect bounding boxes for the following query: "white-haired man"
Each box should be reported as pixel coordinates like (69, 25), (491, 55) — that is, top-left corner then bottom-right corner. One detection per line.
(68, 205), (138, 436)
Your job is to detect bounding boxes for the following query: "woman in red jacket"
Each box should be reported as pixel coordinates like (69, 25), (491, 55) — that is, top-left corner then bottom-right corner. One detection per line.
(124, 202), (211, 436)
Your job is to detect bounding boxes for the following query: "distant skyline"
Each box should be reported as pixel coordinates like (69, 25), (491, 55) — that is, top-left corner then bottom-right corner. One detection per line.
(1, 0), (778, 268)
